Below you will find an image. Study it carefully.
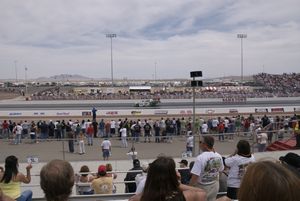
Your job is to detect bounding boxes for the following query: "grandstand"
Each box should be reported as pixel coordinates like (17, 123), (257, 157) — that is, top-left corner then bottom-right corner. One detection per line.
(25, 73), (300, 101)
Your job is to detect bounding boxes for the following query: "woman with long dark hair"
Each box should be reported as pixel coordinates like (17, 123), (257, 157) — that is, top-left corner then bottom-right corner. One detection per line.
(224, 140), (255, 200)
(129, 156), (206, 201)
(0, 155), (32, 201)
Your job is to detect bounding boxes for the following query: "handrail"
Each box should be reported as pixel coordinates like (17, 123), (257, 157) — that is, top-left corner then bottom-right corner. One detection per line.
(32, 192), (229, 201)
(32, 193), (135, 201)
(23, 166), (192, 177)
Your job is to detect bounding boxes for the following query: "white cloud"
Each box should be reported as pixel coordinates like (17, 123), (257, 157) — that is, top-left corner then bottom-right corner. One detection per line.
(0, 0), (299, 80)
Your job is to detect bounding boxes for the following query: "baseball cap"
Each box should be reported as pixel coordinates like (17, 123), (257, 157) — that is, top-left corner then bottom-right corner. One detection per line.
(141, 162), (149, 171)
(179, 159), (188, 166)
(98, 165), (106, 173)
(279, 152), (300, 168)
(133, 159), (140, 167)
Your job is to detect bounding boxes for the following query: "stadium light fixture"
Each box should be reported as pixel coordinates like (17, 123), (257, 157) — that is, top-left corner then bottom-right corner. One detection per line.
(237, 34), (247, 83)
(106, 33), (117, 86)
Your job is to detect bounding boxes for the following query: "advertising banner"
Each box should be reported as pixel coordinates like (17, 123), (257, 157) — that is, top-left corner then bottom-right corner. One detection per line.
(56, 112), (70, 116)
(33, 112), (45, 116)
(82, 111), (92, 116)
(229, 109), (239, 113)
(271, 108), (284, 112)
(106, 111), (118, 115)
(131, 111), (142, 115)
(255, 108), (268, 113)
(154, 110), (168, 115)
(9, 112), (22, 116)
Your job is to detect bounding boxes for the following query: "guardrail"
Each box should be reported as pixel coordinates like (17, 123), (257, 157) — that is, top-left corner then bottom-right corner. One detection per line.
(0, 127), (296, 162)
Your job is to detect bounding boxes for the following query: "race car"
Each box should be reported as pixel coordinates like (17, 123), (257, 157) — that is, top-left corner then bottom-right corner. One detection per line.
(134, 98), (160, 107)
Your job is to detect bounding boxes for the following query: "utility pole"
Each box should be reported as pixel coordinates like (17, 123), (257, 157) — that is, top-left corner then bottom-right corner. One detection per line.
(154, 62), (157, 83)
(25, 66), (28, 95)
(14, 60), (18, 83)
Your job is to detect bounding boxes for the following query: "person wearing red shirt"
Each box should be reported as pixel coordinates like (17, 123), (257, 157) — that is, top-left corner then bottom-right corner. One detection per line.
(218, 121), (225, 141)
(2, 120), (9, 139)
(86, 124), (94, 146)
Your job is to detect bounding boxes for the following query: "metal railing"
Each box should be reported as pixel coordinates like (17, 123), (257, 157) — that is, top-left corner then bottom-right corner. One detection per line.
(0, 126), (296, 162)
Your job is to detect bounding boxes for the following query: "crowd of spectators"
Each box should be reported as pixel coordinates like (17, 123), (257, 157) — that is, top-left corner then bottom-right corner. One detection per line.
(26, 73), (300, 101)
(253, 73), (300, 97)
(0, 114), (298, 145)
(29, 87), (252, 100)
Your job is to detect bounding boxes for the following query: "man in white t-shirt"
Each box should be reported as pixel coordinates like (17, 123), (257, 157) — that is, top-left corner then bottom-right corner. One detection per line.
(224, 117), (229, 133)
(101, 138), (112, 160)
(120, 126), (128, 148)
(190, 135), (224, 201)
(110, 120), (116, 136)
(257, 130), (268, 152)
(201, 122), (208, 134)
(14, 123), (23, 144)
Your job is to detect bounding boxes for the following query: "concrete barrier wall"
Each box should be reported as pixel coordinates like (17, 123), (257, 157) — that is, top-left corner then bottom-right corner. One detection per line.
(0, 106), (298, 118)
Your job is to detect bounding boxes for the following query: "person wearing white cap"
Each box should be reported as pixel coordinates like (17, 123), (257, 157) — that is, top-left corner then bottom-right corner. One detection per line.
(135, 162), (149, 189)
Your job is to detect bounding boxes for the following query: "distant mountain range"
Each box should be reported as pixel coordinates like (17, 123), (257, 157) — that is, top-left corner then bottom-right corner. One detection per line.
(1, 74), (254, 82)
(35, 74), (253, 82)
(36, 74), (92, 81)
(35, 74), (113, 82)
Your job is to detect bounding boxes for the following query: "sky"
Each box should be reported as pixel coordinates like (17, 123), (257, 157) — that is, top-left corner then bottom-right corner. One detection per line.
(0, 0), (300, 80)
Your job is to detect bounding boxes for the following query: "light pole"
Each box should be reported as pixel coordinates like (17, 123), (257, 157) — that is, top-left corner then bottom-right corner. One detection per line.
(14, 60), (18, 83)
(24, 66), (28, 95)
(106, 33), (117, 87)
(237, 34), (247, 82)
(190, 71), (203, 156)
(154, 62), (157, 83)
